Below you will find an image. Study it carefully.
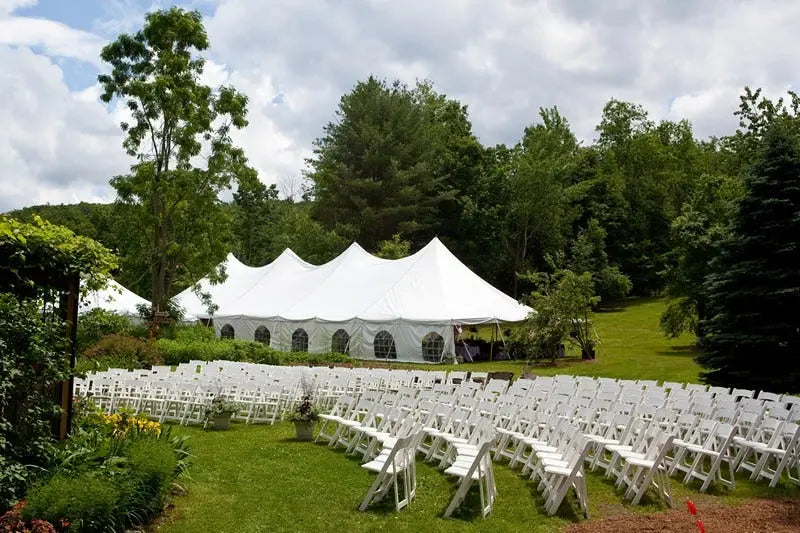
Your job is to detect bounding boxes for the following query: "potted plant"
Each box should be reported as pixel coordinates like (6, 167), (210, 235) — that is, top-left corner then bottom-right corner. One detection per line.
(203, 396), (239, 430)
(286, 379), (319, 441)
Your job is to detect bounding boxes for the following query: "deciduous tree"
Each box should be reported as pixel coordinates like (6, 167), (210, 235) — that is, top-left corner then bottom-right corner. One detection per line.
(99, 7), (250, 311)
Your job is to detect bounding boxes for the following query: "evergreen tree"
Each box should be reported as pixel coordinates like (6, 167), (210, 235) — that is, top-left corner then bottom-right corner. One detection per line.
(699, 122), (800, 392)
(307, 77), (468, 251)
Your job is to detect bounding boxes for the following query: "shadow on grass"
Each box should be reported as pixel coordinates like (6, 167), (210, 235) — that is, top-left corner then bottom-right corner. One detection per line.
(504, 465), (586, 523)
(655, 345), (700, 358)
(589, 469), (674, 514)
(597, 297), (662, 314)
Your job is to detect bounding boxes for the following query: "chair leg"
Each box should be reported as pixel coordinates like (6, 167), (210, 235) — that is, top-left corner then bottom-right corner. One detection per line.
(443, 476), (472, 518)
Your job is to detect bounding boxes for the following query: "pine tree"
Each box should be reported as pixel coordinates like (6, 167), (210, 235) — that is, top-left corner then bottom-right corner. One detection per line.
(699, 122), (800, 392)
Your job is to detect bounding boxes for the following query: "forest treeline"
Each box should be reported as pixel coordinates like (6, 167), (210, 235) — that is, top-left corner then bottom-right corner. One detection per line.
(5, 81), (794, 342)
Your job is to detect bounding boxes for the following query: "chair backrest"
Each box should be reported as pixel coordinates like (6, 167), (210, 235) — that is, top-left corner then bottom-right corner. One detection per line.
(758, 391), (783, 403)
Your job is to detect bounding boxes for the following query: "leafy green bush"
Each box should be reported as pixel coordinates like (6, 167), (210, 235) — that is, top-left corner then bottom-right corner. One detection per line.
(155, 337), (350, 366)
(154, 338), (276, 365)
(0, 294), (67, 510)
(161, 323), (216, 342)
(119, 438), (180, 522)
(76, 309), (133, 353)
(28, 407), (191, 531)
(280, 351), (351, 365)
(78, 334), (162, 374)
(23, 474), (119, 532)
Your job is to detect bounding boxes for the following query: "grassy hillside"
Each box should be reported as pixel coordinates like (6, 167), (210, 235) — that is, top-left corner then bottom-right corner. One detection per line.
(395, 297), (702, 384)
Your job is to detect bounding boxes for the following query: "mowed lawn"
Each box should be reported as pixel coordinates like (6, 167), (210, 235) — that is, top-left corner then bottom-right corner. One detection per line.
(154, 298), (796, 532)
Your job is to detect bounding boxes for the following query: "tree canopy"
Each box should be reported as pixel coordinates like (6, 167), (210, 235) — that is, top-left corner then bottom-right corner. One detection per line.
(98, 7), (250, 313)
(7, 58), (800, 391)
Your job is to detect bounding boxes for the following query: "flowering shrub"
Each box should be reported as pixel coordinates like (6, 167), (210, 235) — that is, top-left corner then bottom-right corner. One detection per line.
(78, 334), (162, 374)
(0, 501), (58, 533)
(98, 412), (162, 438)
(20, 403), (190, 532)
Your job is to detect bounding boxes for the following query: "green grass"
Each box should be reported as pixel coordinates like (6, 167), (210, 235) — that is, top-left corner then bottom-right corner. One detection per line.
(153, 297), (797, 532)
(158, 423), (799, 533)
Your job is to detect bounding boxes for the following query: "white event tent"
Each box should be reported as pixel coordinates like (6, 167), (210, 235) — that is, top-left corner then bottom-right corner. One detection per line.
(80, 279), (150, 319)
(173, 238), (531, 363)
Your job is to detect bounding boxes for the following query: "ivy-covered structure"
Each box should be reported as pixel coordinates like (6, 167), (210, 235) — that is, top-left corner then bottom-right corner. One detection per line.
(0, 215), (116, 437)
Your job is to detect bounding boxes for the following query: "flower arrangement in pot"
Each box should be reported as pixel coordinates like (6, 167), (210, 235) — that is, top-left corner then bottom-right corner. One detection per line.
(203, 396), (240, 430)
(286, 378), (319, 441)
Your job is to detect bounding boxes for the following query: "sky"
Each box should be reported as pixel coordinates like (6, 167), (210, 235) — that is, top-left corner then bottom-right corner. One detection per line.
(1, 0), (798, 211)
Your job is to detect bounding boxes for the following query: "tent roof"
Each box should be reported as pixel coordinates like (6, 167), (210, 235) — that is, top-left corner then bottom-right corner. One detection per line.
(172, 250), (312, 321)
(80, 279), (149, 317)
(186, 238), (530, 324)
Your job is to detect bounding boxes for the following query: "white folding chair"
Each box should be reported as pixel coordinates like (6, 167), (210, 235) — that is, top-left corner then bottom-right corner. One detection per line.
(442, 439), (497, 518)
(679, 422), (737, 491)
(359, 431), (422, 512)
(613, 430), (674, 506)
(751, 422), (800, 487)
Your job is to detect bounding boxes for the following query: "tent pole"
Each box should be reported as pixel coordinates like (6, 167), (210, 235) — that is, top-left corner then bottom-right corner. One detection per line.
(489, 324), (494, 361)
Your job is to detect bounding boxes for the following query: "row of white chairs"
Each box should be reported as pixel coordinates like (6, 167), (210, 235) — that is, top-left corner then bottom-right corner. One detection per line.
(75, 362), (800, 516)
(315, 385), (799, 516)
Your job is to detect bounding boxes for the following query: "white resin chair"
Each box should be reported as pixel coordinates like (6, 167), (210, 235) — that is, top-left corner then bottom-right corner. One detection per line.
(613, 430), (674, 506)
(442, 439), (497, 518)
(359, 431), (422, 512)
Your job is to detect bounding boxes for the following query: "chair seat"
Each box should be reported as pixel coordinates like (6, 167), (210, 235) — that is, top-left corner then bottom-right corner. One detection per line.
(625, 457), (656, 468)
(444, 464), (484, 481)
(362, 458), (408, 474)
(685, 445), (720, 457)
(544, 465), (583, 476)
(759, 447), (786, 456)
(733, 437), (767, 448)
(541, 458), (569, 468)
(585, 434), (618, 445)
(537, 451), (565, 460)
(619, 451), (646, 460)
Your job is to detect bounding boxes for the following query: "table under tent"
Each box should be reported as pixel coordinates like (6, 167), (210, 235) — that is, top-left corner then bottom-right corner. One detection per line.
(173, 238), (531, 363)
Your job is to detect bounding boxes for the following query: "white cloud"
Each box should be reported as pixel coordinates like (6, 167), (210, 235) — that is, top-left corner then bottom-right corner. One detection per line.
(0, 0), (36, 14)
(4, 0), (800, 210)
(0, 15), (106, 65)
(0, 45), (128, 210)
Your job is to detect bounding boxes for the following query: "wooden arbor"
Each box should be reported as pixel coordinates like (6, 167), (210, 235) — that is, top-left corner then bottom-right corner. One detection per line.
(0, 216), (116, 438)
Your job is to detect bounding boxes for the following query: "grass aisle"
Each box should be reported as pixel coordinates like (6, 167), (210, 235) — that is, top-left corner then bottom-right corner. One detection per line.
(158, 423), (573, 533)
(156, 423), (800, 533)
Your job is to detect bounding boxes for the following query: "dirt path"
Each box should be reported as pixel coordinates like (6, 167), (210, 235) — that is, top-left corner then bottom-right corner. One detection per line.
(565, 498), (800, 533)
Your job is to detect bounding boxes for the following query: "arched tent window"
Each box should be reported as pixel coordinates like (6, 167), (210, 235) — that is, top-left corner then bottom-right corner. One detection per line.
(421, 332), (445, 362)
(254, 325), (270, 346)
(374, 330), (397, 360)
(220, 324), (234, 339)
(292, 328), (309, 352)
(331, 329), (350, 355)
